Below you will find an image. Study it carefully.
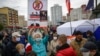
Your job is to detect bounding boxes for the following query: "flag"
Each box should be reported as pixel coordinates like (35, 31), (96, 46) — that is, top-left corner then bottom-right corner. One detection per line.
(85, 0), (94, 10)
(66, 0), (71, 14)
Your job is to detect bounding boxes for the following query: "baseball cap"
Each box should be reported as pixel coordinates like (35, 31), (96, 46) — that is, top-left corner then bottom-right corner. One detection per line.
(12, 32), (21, 37)
(80, 41), (97, 52)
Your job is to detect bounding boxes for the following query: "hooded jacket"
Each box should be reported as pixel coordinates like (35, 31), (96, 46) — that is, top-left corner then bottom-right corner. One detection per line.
(28, 34), (48, 56)
(70, 38), (87, 56)
(56, 44), (76, 56)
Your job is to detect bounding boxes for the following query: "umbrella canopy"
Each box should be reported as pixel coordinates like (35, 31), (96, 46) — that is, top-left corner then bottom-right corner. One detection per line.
(57, 20), (99, 36)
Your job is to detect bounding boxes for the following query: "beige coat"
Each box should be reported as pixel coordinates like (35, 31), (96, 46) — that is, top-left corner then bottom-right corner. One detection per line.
(70, 38), (87, 56)
(50, 40), (58, 53)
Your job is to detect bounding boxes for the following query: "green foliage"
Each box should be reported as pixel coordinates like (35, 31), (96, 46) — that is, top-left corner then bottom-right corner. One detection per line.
(0, 23), (4, 31)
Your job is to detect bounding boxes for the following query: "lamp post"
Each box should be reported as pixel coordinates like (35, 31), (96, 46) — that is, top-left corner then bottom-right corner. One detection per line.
(13, 18), (15, 31)
(95, 0), (98, 8)
(95, 0), (98, 18)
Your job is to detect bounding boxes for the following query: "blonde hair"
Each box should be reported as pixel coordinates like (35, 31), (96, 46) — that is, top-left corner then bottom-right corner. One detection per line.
(58, 34), (67, 44)
(16, 43), (24, 51)
(32, 32), (43, 38)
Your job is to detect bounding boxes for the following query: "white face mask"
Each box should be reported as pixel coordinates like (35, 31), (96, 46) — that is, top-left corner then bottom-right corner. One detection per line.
(19, 48), (25, 55)
(82, 52), (90, 56)
(35, 38), (42, 42)
(53, 37), (57, 40)
(16, 37), (20, 41)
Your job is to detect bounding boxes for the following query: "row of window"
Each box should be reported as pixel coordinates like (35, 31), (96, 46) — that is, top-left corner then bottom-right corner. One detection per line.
(9, 21), (18, 22)
(0, 22), (7, 25)
(9, 15), (18, 17)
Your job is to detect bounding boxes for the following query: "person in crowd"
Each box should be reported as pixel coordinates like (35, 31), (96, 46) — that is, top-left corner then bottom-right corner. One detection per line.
(20, 33), (27, 46)
(47, 26), (53, 42)
(0, 32), (6, 56)
(70, 31), (87, 56)
(67, 35), (76, 45)
(27, 51), (37, 56)
(16, 43), (26, 56)
(25, 43), (32, 55)
(50, 34), (58, 56)
(2, 31), (10, 45)
(48, 31), (53, 42)
(6, 32), (21, 56)
(56, 34), (76, 56)
(28, 28), (49, 56)
(25, 43), (37, 56)
(81, 41), (100, 56)
(86, 30), (96, 43)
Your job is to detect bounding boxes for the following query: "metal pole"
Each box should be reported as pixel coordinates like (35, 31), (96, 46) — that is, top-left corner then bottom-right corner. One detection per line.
(93, 0), (97, 23)
(95, 0), (97, 8)
(95, 0), (98, 18)
(69, 15), (72, 35)
(13, 18), (14, 31)
(92, 0), (98, 32)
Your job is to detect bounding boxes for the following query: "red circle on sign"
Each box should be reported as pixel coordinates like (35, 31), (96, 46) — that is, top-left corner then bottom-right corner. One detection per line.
(33, 1), (43, 10)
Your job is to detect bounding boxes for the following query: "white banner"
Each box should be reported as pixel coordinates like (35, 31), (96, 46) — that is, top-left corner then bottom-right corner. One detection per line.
(28, 0), (48, 27)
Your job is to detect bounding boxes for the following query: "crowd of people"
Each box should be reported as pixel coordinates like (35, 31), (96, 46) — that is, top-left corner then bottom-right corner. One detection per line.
(0, 26), (100, 56)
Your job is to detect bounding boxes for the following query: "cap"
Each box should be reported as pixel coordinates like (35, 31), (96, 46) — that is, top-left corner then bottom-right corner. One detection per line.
(12, 32), (21, 37)
(74, 31), (82, 35)
(25, 43), (32, 53)
(81, 41), (97, 52)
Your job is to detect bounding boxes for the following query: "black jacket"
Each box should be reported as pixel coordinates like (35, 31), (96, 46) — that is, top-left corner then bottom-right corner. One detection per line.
(0, 42), (6, 56)
(87, 36), (96, 43)
(6, 41), (19, 56)
(94, 51), (100, 56)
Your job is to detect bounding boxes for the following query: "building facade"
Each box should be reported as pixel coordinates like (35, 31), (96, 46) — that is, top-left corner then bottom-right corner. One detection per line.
(24, 21), (27, 27)
(51, 4), (62, 25)
(18, 16), (27, 27)
(62, 16), (67, 22)
(90, 3), (100, 19)
(67, 5), (92, 21)
(0, 7), (18, 27)
(0, 13), (7, 27)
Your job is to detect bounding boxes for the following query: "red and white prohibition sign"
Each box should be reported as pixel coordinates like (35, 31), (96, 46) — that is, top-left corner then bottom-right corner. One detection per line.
(33, 0), (43, 10)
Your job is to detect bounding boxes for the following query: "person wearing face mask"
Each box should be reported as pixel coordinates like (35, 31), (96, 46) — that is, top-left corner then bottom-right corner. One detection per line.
(86, 30), (96, 43)
(16, 43), (26, 56)
(6, 32), (21, 56)
(49, 34), (58, 56)
(81, 41), (100, 56)
(28, 28), (49, 56)
(70, 31), (87, 56)
(56, 34), (76, 56)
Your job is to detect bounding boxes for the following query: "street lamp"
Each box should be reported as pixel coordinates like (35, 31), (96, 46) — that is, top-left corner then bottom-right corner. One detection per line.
(95, 0), (98, 18)
(13, 18), (15, 31)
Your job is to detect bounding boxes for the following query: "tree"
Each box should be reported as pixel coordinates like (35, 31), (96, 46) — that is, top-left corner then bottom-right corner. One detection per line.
(0, 23), (4, 31)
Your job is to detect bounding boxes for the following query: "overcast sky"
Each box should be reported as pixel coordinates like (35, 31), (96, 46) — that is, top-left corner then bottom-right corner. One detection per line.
(0, 0), (28, 20)
(0, 0), (100, 20)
